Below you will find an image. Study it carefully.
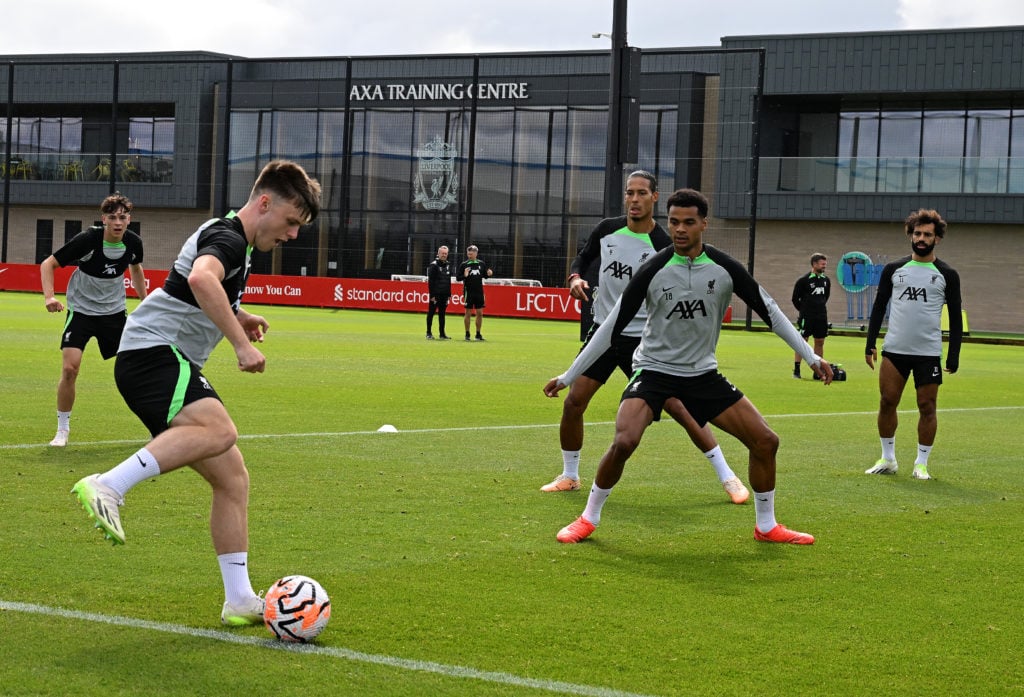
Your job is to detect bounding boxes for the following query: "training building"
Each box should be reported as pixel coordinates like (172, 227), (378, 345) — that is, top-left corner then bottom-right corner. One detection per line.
(2, 25), (1022, 331)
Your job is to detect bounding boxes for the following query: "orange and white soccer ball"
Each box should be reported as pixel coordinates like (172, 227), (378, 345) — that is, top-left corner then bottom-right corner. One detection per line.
(263, 575), (331, 643)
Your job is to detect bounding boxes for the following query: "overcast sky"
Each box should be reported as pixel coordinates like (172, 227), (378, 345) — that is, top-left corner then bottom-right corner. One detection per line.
(4, 0), (1024, 58)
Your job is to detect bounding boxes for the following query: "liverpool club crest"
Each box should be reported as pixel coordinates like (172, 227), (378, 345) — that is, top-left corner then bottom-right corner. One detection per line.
(414, 136), (459, 211)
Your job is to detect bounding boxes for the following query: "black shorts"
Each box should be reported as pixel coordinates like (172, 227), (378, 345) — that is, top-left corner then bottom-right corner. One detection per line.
(580, 326), (640, 384)
(881, 351), (943, 388)
(60, 310), (127, 359)
(799, 315), (829, 340)
(114, 345), (222, 437)
(621, 369), (744, 427)
(463, 291), (485, 310)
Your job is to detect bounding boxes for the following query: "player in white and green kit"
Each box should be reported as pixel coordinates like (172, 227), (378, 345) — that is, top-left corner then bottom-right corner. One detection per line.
(543, 171), (749, 505)
(864, 208), (962, 480)
(545, 188), (831, 545)
(71, 161), (321, 627)
(40, 193), (147, 447)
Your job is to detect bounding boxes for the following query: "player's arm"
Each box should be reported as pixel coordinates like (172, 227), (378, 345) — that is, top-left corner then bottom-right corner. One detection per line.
(791, 276), (803, 312)
(547, 285), (636, 395)
(864, 263), (896, 369)
(547, 249), (662, 396)
(940, 264), (963, 373)
(545, 306), (615, 397)
(425, 264), (436, 300)
(188, 255), (265, 373)
(714, 248), (830, 383)
(128, 263), (147, 302)
(39, 255), (64, 313)
(236, 307), (270, 344)
(567, 221), (609, 299)
(39, 231), (90, 313)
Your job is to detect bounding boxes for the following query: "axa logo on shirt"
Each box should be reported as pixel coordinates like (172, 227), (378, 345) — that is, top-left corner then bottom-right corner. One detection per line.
(602, 260), (633, 280)
(666, 299), (709, 319)
(898, 287), (928, 302)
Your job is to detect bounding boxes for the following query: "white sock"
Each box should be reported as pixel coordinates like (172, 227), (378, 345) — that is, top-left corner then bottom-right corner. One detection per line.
(915, 444), (932, 467)
(218, 552), (256, 606)
(581, 483), (612, 526)
(57, 411), (71, 432)
(880, 437), (896, 462)
(98, 447), (161, 497)
(561, 450), (581, 479)
(754, 489), (777, 533)
(703, 445), (735, 483)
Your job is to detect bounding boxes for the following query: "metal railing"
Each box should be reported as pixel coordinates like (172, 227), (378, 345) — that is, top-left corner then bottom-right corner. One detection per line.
(1, 152), (173, 183)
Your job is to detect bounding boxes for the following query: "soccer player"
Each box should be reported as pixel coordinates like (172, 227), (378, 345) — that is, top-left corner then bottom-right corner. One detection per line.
(459, 244), (493, 341)
(791, 252), (830, 379)
(544, 188), (832, 545)
(40, 193), (147, 447)
(541, 171), (749, 505)
(864, 208), (962, 480)
(71, 160), (321, 626)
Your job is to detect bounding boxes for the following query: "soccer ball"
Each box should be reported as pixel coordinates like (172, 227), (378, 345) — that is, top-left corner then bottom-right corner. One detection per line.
(263, 575), (331, 643)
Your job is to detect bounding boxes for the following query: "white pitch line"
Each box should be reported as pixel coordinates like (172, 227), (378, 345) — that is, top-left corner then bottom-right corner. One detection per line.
(0, 600), (658, 697)
(2, 405), (1022, 451)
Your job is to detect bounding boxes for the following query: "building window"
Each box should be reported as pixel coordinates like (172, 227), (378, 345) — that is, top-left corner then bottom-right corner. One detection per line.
(1, 110), (173, 183)
(828, 106), (1023, 194)
(128, 117), (175, 182)
(35, 220), (54, 264)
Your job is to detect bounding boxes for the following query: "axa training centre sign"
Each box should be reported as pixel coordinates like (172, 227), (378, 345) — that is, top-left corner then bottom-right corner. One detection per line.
(349, 82), (529, 102)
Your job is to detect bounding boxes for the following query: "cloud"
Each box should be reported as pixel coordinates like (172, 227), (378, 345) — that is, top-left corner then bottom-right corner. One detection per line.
(4, 0), (1024, 58)
(897, 0), (1024, 29)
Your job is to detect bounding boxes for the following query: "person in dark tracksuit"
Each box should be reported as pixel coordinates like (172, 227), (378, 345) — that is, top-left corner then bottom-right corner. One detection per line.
(791, 253), (830, 379)
(426, 245), (452, 340)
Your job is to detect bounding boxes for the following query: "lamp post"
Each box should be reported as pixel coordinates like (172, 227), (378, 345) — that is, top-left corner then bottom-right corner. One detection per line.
(598, 0), (638, 218)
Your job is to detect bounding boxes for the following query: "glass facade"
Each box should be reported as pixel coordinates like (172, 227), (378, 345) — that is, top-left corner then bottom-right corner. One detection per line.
(1, 113), (174, 183)
(764, 106), (1024, 195)
(227, 103), (681, 287)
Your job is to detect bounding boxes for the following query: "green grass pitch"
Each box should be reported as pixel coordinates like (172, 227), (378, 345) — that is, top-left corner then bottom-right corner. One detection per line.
(1, 291), (1022, 696)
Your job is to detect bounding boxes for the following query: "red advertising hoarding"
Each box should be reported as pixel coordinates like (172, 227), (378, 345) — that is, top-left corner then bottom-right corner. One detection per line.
(0, 263), (582, 321)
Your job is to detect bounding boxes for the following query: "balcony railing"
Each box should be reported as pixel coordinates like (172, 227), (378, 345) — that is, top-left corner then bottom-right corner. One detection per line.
(759, 156), (1024, 194)
(1, 152), (173, 183)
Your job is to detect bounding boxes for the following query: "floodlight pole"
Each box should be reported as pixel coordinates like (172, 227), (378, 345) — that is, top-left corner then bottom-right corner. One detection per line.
(602, 0), (629, 218)
(2, 63), (13, 263)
